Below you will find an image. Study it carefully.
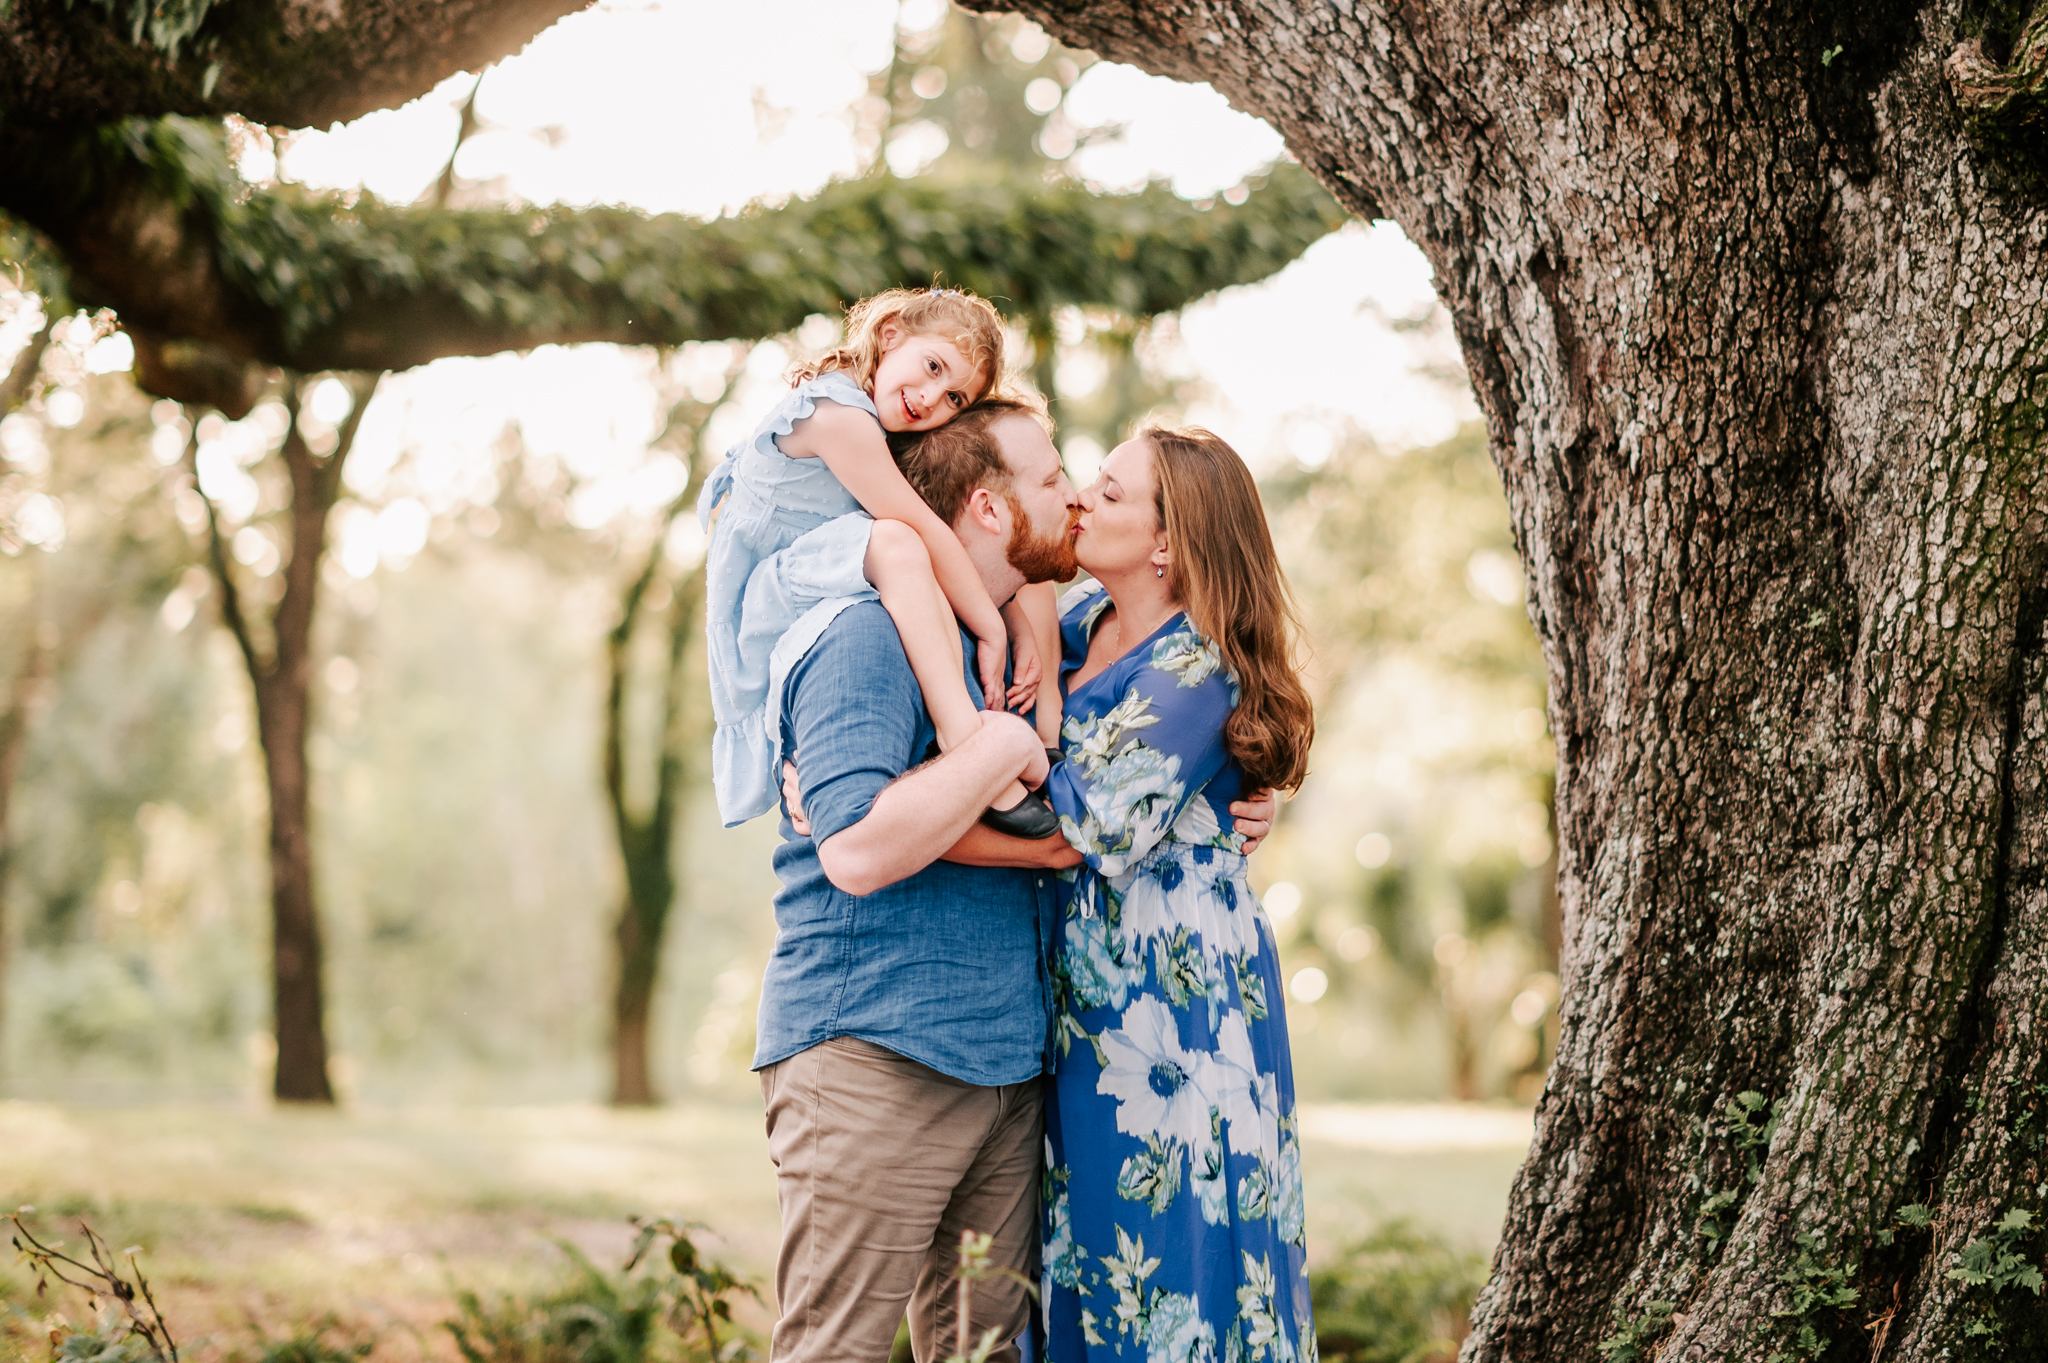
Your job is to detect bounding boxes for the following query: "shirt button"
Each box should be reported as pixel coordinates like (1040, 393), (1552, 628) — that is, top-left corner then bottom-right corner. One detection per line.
(1037, 878), (1045, 887)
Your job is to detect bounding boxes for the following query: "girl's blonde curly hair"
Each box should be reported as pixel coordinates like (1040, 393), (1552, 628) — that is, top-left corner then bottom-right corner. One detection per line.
(790, 287), (1007, 401)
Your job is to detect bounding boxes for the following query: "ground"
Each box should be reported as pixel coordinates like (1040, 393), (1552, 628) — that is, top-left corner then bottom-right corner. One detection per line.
(0, 1099), (1529, 1359)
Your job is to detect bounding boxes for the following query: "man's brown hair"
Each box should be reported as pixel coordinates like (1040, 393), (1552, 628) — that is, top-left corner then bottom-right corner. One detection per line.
(896, 396), (1053, 524)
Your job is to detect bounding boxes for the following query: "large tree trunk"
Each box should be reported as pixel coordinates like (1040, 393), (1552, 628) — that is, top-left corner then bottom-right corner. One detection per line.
(971, 0), (2048, 1356)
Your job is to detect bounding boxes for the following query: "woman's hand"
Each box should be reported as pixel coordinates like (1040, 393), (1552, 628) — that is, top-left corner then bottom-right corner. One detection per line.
(1229, 787), (1280, 854)
(781, 760), (812, 837)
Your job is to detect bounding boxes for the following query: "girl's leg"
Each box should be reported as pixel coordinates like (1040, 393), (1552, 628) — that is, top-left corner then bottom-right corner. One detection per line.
(866, 521), (1031, 810)
(1014, 580), (1065, 746)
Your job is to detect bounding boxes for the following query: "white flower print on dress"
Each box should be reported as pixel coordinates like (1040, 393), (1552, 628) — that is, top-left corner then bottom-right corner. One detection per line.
(1150, 630), (1226, 688)
(1063, 901), (1148, 1014)
(1043, 1142), (1091, 1293)
(1098, 996), (1216, 1145)
(1230, 1253), (1295, 1363)
(1274, 1123), (1307, 1248)
(1212, 1012), (1283, 1165)
(1147, 1290), (1220, 1363)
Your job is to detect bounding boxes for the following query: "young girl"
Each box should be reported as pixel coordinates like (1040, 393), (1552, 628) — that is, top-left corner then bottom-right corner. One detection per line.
(696, 287), (1062, 836)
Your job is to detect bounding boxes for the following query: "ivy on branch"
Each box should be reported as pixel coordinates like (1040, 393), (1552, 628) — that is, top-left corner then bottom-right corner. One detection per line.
(1, 115), (1348, 387)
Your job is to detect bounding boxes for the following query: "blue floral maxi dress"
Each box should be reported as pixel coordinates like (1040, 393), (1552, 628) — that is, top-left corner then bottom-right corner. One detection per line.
(1038, 582), (1313, 1363)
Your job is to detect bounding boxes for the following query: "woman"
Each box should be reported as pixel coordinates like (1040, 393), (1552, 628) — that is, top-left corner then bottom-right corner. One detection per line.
(1038, 426), (1316, 1361)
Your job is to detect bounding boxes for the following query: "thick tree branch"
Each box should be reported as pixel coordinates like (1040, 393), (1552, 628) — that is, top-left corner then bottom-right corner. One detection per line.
(0, 117), (1347, 394)
(0, 0), (592, 129)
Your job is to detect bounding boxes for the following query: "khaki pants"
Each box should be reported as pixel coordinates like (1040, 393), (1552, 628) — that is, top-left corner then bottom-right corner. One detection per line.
(759, 1037), (1043, 1363)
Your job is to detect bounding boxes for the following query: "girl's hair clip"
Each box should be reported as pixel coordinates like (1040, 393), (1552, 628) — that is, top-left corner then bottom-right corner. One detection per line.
(930, 287), (960, 298)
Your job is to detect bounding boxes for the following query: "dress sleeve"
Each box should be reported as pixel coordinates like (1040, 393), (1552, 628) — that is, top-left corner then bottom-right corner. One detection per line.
(1042, 624), (1238, 878)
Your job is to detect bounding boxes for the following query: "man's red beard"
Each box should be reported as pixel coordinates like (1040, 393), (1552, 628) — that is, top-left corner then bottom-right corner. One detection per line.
(1004, 496), (1080, 584)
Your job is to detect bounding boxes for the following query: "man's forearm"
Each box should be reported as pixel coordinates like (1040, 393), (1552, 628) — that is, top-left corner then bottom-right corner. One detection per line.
(943, 825), (1084, 869)
(817, 715), (1042, 895)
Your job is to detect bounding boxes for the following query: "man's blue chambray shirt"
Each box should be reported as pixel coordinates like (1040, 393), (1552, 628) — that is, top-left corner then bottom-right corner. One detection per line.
(752, 600), (1059, 1087)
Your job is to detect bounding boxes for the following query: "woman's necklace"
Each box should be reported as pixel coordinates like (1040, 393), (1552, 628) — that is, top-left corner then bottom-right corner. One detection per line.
(1107, 597), (1173, 659)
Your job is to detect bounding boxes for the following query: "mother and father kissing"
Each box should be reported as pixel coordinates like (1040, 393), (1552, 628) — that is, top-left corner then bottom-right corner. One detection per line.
(698, 287), (1316, 1363)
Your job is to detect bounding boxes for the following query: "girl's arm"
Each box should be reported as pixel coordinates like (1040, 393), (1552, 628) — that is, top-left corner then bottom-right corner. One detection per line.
(787, 404), (1008, 702)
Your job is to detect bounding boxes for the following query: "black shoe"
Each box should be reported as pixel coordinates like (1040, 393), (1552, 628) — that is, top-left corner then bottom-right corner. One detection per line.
(1044, 747), (1065, 770)
(982, 790), (1060, 839)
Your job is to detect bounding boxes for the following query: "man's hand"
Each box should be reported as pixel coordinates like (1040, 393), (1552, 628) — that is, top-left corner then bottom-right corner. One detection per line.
(1230, 788), (1280, 854)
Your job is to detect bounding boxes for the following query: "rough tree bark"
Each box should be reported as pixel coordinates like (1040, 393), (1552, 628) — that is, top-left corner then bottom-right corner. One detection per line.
(966, 0), (2048, 1357)
(191, 372), (377, 1103)
(0, 0), (593, 129)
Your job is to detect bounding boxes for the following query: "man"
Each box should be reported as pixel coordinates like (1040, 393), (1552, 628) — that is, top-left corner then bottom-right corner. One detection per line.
(755, 398), (1272, 1361)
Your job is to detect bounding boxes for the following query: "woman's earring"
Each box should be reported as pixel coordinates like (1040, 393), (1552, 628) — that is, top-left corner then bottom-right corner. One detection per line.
(1156, 565), (1165, 578)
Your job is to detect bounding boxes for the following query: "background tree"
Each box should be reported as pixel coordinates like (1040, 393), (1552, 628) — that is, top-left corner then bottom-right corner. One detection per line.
(598, 359), (737, 1107)
(183, 371), (378, 1101)
(965, 0), (2048, 1357)
(0, 1), (1344, 1104)
(0, 309), (194, 1084)
(1265, 423), (1559, 1105)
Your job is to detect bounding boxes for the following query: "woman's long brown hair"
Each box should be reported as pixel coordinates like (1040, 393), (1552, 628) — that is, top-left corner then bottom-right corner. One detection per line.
(1142, 426), (1315, 794)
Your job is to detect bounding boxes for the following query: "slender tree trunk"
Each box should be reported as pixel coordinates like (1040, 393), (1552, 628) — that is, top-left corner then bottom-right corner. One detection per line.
(603, 384), (727, 1107)
(606, 556), (708, 1106)
(976, 1), (2048, 1355)
(195, 373), (377, 1104)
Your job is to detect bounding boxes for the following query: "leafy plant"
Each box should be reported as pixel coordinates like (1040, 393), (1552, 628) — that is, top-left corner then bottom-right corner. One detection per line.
(447, 1220), (759, 1363)
(1597, 1300), (1675, 1363)
(1311, 1221), (1489, 1363)
(238, 1317), (374, 1363)
(1764, 1230), (1858, 1362)
(1944, 1205), (2044, 1346)
(1694, 1189), (1741, 1246)
(1948, 1208), (2044, 1295)
(9, 1212), (177, 1363)
(1693, 1092), (1781, 1256)
(623, 1219), (760, 1362)
(1727, 1091), (1782, 1185)
(1874, 1201), (1932, 1248)
(945, 1231), (1036, 1363)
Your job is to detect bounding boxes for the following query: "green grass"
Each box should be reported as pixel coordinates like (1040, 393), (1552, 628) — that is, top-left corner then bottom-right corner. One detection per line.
(0, 1100), (1527, 1362)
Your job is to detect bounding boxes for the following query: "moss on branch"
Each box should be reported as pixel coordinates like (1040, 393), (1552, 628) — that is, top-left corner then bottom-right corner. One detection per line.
(7, 115), (1348, 376)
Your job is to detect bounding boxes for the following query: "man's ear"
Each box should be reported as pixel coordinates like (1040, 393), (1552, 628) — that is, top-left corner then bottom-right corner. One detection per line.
(961, 485), (1006, 535)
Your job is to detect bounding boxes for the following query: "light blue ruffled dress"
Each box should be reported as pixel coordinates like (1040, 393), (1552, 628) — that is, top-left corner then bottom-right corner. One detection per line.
(696, 370), (883, 827)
